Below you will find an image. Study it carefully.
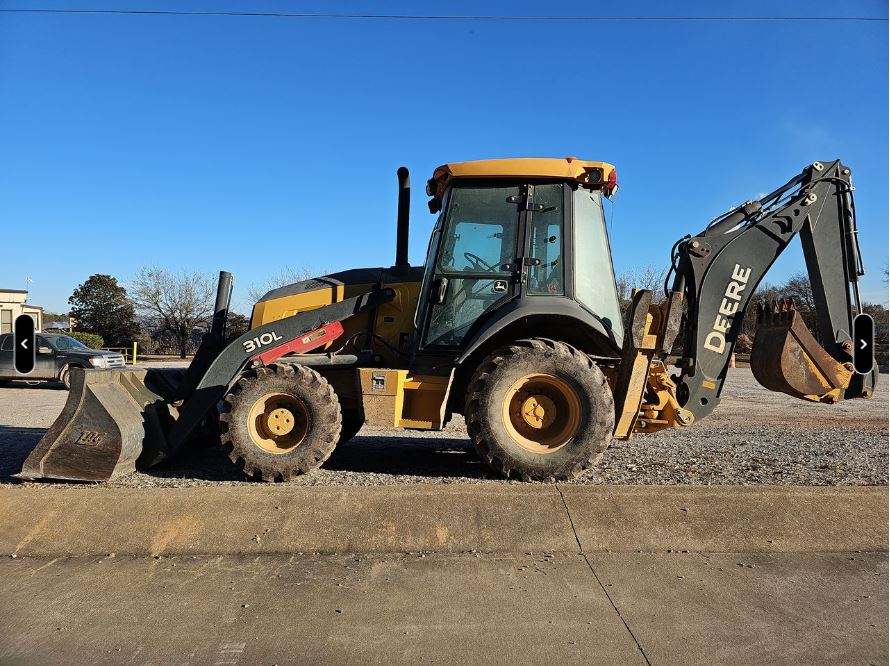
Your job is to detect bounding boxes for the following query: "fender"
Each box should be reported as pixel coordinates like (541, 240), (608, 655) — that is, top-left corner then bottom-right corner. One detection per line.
(165, 288), (395, 452)
(456, 296), (622, 366)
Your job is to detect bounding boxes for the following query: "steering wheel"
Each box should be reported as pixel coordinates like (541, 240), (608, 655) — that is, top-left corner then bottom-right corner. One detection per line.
(464, 252), (496, 272)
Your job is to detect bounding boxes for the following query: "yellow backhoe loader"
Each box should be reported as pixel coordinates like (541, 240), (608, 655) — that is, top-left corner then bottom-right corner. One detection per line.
(17, 158), (877, 482)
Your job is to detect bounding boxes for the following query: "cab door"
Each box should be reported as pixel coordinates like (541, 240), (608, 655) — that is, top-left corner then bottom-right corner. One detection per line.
(420, 183), (522, 349)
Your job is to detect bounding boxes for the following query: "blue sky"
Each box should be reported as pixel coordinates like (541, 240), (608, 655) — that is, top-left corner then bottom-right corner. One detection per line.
(1, 1), (887, 314)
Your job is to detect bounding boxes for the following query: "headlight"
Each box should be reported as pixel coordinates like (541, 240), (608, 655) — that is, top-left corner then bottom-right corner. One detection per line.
(88, 357), (108, 368)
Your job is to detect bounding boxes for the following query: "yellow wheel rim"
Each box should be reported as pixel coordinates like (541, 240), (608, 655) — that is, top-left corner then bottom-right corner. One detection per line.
(502, 374), (582, 454)
(247, 392), (310, 454)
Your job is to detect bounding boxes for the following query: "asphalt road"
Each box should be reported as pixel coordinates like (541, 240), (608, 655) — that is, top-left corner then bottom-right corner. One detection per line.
(0, 368), (885, 487)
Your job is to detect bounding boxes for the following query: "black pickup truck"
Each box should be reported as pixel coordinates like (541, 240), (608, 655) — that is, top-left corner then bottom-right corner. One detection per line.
(0, 333), (125, 389)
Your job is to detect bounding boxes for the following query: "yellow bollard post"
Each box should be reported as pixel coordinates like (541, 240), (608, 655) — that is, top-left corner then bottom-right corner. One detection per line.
(132, 341), (138, 366)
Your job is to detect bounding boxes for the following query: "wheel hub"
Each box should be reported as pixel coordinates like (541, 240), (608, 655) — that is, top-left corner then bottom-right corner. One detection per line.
(520, 394), (556, 429)
(502, 373), (582, 454)
(264, 407), (295, 436)
(246, 392), (310, 454)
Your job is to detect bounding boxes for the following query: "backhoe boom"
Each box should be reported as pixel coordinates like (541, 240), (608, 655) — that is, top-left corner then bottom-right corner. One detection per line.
(665, 160), (875, 419)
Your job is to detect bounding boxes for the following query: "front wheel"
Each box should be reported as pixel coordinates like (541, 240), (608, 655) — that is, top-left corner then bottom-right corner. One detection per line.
(220, 363), (342, 481)
(465, 339), (614, 481)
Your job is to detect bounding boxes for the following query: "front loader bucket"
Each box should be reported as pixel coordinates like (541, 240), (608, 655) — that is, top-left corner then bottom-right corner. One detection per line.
(15, 367), (182, 482)
(750, 299), (853, 403)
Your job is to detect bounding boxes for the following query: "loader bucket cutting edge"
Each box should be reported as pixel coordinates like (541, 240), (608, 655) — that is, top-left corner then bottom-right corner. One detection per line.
(750, 300), (853, 403)
(14, 367), (182, 482)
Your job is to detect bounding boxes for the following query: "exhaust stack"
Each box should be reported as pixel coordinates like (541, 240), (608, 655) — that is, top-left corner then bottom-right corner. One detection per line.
(394, 166), (410, 271)
(211, 270), (234, 337)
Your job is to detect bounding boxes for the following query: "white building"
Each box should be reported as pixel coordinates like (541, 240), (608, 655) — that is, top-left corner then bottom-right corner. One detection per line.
(0, 289), (43, 334)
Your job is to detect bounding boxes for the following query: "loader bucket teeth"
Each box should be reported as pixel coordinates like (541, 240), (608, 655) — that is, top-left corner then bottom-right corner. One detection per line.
(14, 368), (181, 482)
(750, 299), (853, 403)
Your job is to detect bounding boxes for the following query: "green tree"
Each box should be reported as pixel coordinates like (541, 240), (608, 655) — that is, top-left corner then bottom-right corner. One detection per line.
(225, 312), (251, 344)
(68, 275), (139, 346)
(69, 331), (105, 349)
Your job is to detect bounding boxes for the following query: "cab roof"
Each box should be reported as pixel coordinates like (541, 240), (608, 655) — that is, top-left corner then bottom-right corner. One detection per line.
(426, 157), (617, 212)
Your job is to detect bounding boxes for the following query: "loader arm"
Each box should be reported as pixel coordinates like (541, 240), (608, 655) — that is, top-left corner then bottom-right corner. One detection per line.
(16, 284), (395, 481)
(163, 286), (395, 453)
(666, 159), (875, 420)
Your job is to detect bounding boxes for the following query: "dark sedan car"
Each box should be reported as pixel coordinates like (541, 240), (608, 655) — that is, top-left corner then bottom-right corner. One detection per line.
(0, 333), (125, 389)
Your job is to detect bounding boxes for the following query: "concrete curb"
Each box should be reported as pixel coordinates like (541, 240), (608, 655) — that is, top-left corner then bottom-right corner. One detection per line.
(0, 486), (886, 557)
(560, 486), (888, 553)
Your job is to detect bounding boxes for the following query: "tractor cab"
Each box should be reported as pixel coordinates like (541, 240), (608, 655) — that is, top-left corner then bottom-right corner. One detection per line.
(414, 158), (624, 367)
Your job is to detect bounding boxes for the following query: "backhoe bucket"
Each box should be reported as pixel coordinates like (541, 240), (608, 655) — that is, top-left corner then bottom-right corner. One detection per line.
(15, 367), (182, 482)
(750, 299), (853, 403)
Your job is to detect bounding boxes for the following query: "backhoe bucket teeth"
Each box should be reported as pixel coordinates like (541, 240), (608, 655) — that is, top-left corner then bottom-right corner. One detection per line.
(750, 299), (853, 403)
(15, 367), (183, 482)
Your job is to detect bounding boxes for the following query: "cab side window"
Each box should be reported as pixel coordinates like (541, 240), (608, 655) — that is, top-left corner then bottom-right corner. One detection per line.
(573, 187), (623, 338)
(0, 335), (12, 351)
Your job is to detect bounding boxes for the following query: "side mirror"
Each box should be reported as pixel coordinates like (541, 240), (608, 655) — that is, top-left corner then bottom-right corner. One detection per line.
(38, 346), (53, 355)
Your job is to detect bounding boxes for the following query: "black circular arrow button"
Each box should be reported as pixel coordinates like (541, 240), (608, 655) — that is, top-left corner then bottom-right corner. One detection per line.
(13, 314), (35, 375)
(852, 313), (874, 375)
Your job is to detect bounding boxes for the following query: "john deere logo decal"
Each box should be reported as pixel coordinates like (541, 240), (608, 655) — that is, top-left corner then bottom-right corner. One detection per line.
(704, 263), (752, 355)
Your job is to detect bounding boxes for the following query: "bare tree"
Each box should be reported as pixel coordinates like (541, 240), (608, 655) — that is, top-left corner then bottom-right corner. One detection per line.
(247, 266), (326, 303)
(614, 264), (669, 317)
(781, 271), (816, 312)
(774, 270), (825, 337)
(131, 267), (215, 358)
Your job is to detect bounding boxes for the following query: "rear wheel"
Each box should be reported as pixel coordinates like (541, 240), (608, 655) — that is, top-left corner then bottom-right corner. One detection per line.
(220, 363), (341, 481)
(465, 338), (614, 481)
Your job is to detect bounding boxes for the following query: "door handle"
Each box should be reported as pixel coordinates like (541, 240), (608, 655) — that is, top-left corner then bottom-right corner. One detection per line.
(429, 276), (449, 304)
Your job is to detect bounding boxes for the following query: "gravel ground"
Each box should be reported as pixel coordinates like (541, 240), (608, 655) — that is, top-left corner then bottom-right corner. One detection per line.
(0, 367), (885, 488)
